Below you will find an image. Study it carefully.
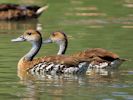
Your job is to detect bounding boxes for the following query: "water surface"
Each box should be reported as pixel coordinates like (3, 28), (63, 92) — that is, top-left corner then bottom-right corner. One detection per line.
(0, 0), (133, 100)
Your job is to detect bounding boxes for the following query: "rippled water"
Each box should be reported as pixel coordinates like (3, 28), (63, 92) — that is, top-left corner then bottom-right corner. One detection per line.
(0, 0), (133, 100)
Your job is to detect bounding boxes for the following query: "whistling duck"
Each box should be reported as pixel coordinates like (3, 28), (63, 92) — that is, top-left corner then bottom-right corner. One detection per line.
(43, 31), (126, 69)
(0, 3), (48, 20)
(11, 30), (90, 75)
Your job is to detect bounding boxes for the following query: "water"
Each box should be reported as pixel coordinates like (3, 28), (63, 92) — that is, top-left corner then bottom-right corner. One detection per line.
(0, 0), (133, 100)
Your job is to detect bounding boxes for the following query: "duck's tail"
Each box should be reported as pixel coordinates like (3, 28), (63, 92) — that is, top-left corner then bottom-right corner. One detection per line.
(36, 5), (49, 15)
(119, 58), (130, 62)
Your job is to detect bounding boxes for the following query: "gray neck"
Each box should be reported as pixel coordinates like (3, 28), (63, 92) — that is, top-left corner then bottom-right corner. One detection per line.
(23, 39), (42, 61)
(57, 40), (67, 55)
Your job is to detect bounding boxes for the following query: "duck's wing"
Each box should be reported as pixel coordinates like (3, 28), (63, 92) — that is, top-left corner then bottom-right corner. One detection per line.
(19, 55), (89, 75)
(72, 48), (120, 62)
(20, 55), (90, 70)
(39, 55), (90, 66)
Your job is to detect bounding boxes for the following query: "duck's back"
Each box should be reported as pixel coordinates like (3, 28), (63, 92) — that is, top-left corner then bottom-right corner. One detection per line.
(0, 4), (43, 20)
(73, 48), (119, 62)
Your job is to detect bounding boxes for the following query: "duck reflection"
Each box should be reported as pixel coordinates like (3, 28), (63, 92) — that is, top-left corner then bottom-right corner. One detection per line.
(18, 71), (84, 100)
(18, 67), (121, 83)
(86, 68), (121, 83)
(0, 20), (41, 31)
(18, 68), (120, 100)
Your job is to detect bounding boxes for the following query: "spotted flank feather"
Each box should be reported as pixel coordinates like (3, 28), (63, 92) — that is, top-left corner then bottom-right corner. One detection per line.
(88, 58), (124, 69)
(28, 61), (88, 75)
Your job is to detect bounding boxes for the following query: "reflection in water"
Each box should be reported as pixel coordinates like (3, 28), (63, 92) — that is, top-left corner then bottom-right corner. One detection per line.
(124, 0), (133, 3)
(18, 67), (120, 82)
(18, 69), (121, 100)
(19, 79), (65, 100)
(19, 0), (37, 4)
(86, 69), (121, 83)
(0, 20), (40, 31)
(19, 81), (40, 100)
(74, 6), (98, 11)
(18, 72), (82, 100)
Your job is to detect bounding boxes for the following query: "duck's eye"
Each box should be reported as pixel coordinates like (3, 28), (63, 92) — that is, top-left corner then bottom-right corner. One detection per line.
(27, 32), (32, 35)
(52, 33), (55, 36)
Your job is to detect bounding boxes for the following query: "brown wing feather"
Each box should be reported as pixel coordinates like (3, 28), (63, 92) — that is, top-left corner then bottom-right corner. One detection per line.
(18, 55), (90, 71)
(72, 48), (119, 62)
(40, 55), (90, 66)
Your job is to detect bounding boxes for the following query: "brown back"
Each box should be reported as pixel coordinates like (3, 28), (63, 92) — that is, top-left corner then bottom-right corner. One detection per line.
(72, 48), (119, 61)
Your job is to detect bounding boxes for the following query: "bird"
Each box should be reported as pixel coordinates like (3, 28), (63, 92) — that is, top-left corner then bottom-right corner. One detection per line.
(43, 31), (127, 69)
(11, 29), (90, 77)
(0, 3), (48, 20)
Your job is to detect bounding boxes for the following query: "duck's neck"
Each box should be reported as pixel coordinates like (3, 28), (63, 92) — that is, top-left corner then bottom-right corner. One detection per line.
(57, 39), (68, 55)
(23, 39), (42, 61)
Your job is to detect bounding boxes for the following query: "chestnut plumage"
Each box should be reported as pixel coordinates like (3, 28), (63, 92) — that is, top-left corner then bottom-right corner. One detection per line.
(11, 30), (89, 77)
(0, 3), (48, 20)
(43, 31), (127, 69)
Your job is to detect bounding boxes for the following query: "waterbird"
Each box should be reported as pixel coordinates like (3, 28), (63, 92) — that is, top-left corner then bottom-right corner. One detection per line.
(0, 3), (48, 20)
(11, 30), (90, 76)
(43, 31), (127, 69)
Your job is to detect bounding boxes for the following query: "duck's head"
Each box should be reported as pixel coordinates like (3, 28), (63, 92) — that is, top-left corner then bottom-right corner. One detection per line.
(11, 29), (42, 61)
(43, 31), (68, 55)
(43, 31), (67, 45)
(11, 29), (42, 43)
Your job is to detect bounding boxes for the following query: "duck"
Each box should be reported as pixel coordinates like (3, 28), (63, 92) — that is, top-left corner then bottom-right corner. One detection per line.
(11, 29), (90, 77)
(43, 31), (127, 69)
(0, 3), (48, 20)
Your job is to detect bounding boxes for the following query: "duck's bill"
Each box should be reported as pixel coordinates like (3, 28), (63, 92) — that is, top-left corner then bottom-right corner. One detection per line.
(11, 36), (26, 42)
(42, 38), (53, 44)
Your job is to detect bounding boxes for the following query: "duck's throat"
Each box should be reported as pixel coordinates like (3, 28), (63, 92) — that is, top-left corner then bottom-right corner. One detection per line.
(57, 40), (67, 55)
(24, 40), (42, 61)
